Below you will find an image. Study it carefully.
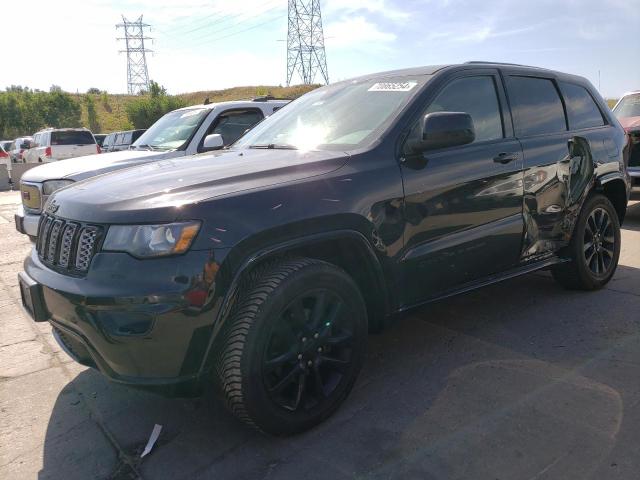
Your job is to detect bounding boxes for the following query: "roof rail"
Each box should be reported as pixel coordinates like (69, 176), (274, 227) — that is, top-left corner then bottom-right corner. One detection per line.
(465, 61), (538, 68)
(252, 95), (291, 102)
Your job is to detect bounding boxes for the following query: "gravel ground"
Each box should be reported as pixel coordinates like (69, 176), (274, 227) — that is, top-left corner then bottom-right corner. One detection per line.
(1, 190), (640, 480)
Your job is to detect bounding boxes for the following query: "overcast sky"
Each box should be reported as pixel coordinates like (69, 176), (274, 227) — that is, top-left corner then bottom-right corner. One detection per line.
(2, 0), (638, 98)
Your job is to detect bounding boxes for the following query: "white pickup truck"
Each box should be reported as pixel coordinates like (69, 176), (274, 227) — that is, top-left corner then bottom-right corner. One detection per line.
(15, 98), (290, 238)
(23, 128), (99, 163)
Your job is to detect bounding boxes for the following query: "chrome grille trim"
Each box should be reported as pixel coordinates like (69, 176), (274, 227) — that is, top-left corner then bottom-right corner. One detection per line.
(75, 227), (99, 271)
(36, 214), (102, 275)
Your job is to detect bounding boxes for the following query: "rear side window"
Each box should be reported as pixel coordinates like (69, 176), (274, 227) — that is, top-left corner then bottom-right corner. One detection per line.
(122, 132), (133, 144)
(560, 82), (604, 130)
(51, 130), (95, 145)
(508, 76), (567, 137)
(425, 76), (504, 142)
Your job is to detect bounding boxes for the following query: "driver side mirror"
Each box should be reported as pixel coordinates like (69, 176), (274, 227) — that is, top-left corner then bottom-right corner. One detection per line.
(202, 133), (224, 152)
(413, 112), (475, 153)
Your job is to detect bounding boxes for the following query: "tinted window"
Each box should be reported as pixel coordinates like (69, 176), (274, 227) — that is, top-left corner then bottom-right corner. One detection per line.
(132, 130), (145, 142)
(121, 132), (133, 144)
(51, 130), (95, 145)
(210, 109), (264, 146)
(419, 76), (504, 144)
(560, 82), (604, 130)
(508, 76), (567, 136)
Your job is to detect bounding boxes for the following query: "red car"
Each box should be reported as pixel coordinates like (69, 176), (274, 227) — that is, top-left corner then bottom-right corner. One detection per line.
(613, 91), (640, 187)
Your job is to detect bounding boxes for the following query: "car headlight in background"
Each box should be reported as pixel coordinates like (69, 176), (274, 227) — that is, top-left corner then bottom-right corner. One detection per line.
(103, 221), (201, 258)
(43, 179), (74, 195)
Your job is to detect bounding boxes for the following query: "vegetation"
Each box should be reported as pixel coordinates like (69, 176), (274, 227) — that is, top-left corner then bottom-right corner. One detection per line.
(0, 86), (82, 139)
(124, 81), (186, 129)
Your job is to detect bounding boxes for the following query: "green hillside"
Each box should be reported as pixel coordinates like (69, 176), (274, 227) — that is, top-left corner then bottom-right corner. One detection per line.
(76, 85), (319, 134)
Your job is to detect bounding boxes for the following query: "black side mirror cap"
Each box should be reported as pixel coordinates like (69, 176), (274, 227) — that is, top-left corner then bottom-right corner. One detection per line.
(416, 112), (476, 152)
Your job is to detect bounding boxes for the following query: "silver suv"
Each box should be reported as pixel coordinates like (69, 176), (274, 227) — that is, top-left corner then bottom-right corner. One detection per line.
(15, 98), (289, 238)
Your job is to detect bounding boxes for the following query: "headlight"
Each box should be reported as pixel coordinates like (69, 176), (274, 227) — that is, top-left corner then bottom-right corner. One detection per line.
(103, 221), (201, 258)
(43, 179), (74, 195)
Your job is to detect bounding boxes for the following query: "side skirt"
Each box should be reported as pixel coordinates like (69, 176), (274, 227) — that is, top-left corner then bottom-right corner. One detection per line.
(397, 255), (568, 313)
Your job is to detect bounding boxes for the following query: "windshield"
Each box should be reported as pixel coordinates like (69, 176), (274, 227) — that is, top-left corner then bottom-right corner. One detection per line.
(234, 76), (429, 151)
(132, 108), (210, 151)
(614, 94), (640, 119)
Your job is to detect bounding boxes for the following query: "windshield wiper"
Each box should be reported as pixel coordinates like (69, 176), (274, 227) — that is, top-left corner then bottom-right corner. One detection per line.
(249, 143), (297, 150)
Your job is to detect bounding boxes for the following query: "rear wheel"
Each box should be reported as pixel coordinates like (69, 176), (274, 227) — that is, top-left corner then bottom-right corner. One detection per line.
(552, 194), (621, 290)
(217, 258), (367, 435)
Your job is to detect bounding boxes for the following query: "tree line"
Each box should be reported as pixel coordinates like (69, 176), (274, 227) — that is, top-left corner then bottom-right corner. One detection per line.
(0, 81), (184, 139)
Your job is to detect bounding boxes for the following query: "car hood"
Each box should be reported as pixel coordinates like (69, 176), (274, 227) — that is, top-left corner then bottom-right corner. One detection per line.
(51, 148), (350, 224)
(20, 149), (168, 183)
(619, 116), (640, 132)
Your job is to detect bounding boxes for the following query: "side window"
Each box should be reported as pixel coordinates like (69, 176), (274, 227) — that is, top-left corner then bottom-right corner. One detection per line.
(508, 76), (567, 137)
(208, 109), (264, 146)
(424, 76), (504, 144)
(560, 82), (605, 130)
(123, 132), (132, 144)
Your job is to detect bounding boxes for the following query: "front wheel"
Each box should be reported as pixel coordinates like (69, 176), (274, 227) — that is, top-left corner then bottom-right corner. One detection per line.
(216, 258), (367, 435)
(552, 194), (621, 290)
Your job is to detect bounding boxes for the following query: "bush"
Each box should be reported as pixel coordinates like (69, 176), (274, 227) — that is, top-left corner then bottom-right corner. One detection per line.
(125, 81), (185, 129)
(0, 87), (82, 138)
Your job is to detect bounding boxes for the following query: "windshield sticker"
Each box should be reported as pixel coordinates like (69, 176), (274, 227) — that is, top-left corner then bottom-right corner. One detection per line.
(368, 81), (417, 92)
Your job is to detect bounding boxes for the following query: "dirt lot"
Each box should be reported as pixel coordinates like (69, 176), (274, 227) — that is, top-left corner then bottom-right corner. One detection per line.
(1, 190), (640, 480)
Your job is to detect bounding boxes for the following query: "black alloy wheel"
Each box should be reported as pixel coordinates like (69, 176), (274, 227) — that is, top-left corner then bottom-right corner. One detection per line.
(262, 290), (355, 412)
(552, 194), (621, 290)
(217, 258), (367, 435)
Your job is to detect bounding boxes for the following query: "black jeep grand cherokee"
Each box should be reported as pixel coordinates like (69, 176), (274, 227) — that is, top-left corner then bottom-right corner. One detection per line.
(19, 63), (630, 435)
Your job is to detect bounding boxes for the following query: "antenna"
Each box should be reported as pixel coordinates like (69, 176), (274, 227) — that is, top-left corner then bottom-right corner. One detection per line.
(116, 15), (153, 94)
(286, 0), (329, 86)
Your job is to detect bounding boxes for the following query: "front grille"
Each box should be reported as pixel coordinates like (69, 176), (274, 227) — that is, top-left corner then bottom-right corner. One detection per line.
(37, 214), (103, 275)
(20, 183), (42, 211)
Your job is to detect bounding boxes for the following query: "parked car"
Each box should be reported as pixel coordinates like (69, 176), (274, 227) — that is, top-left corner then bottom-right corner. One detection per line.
(100, 132), (116, 152)
(15, 98), (289, 239)
(0, 140), (12, 153)
(94, 134), (107, 149)
(612, 91), (640, 187)
(22, 128), (99, 164)
(18, 63), (630, 435)
(109, 129), (146, 152)
(0, 144), (10, 173)
(9, 136), (33, 163)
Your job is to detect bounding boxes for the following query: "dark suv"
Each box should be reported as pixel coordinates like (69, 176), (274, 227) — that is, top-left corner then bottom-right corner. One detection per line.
(19, 63), (630, 435)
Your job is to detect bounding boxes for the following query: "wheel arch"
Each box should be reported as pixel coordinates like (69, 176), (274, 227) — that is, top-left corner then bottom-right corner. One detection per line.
(198, 229), (392, 376)
(595, 174), (629, 224)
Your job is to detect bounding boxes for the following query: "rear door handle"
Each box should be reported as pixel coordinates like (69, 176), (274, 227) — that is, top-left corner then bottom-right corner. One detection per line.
(493, 152), (518, 164)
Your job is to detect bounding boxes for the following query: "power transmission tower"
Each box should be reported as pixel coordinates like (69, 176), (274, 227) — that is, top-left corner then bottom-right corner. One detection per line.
(286, 0), (329, 86)
(116, 15), (152, 94)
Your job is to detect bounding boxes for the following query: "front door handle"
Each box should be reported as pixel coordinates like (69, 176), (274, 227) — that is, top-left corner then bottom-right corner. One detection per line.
(493, 152), (518, 164)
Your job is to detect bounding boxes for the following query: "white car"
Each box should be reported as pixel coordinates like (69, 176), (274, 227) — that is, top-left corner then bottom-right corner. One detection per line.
(15, 98), (290, 238)
(23, 128), (99, 164)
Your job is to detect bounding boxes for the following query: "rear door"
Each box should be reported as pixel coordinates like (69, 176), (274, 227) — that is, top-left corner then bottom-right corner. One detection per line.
(51, 130), (97, 159)
(399, 69), (525, 305)
(505, 73), (603, 258)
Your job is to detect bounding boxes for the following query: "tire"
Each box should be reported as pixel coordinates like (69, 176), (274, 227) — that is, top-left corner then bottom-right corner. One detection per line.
(216, 257), (367, 435)
(552, 194), (621, 290)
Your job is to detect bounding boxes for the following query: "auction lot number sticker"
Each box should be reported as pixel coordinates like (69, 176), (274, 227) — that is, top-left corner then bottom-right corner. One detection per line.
(368, 82), (417, 92)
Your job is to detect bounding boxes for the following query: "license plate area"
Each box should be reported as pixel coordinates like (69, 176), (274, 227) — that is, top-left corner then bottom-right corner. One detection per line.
(18, 272), (48, 322)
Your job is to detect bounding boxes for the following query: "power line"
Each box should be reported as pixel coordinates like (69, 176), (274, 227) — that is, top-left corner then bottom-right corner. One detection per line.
(188, 14), (283, 49)
(158, 3), (284, 47)
(116, 15), (152, 94)
(287, 0), (329, 86)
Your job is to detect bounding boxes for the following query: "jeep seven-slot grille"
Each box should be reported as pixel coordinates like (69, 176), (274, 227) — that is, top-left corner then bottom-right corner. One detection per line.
(37, 214), (102, 275)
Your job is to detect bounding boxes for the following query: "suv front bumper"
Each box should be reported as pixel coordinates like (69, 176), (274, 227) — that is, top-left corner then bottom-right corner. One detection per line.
(15, 205), (40, 238)
(20, 247), (224, 394)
